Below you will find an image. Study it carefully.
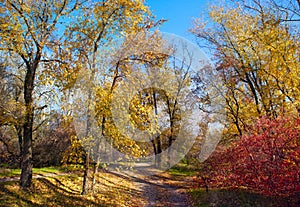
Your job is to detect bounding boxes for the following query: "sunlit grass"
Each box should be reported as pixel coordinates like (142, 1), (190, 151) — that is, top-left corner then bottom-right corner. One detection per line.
(0, 166), (66, 178)
(0, 167), (143, 207)
(168, 163), (197, 176)
(0, 168), (21, 178)
(33, 166), (64, 174)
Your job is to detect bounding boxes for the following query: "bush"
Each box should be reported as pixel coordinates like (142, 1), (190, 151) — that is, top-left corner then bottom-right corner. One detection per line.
(198, 116), (300, 197)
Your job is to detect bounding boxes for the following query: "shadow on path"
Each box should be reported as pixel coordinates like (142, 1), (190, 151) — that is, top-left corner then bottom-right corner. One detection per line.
(109, 163), (194, 207)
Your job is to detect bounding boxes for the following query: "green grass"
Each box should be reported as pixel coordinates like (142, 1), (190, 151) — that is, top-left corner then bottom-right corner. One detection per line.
(0, 168), (21, 178)
(168, 163), (197, 176)
(33, 166), (64, 174)
(0, 166), (65, 178)
(189, 188), (299, 207)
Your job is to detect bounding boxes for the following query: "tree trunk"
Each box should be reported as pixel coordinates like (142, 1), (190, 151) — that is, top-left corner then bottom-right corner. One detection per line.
(151, 140), (157, 155)
(20, 56), (39, 188)
(91, 162), (98, 192)
(20, 109), (33, 188)
(14, 125), (23, 167)
(167, 119), (174, 168)
(152, 92), (162, 168)
(81, 61), (96, 194)
(81, 110), (92, 195)
(167, 99), (178, 168)
(20, 87), (33, 187)
(91, 153), (102, 192)
(82, 153), (90, 195)
(91, 122), (104, 192)
(156, 136), (162, 168)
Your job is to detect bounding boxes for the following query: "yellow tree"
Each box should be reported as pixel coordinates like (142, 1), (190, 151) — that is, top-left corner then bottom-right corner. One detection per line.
(0, 0), (86, 188)
(91, 29), (168, 190)
(108, 32), (208, 169)
(191, 0), (300, 138)
(65, 0), (153, 195)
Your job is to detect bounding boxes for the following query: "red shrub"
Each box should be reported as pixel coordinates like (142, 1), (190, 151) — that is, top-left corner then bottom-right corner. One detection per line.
(203, 116), (300, 197)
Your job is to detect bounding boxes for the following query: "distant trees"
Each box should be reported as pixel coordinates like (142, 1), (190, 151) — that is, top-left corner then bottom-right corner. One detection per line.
(33, 113), (72, 167)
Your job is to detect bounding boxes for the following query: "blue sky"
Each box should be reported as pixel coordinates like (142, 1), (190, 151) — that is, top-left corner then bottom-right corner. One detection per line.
(145, 0), (209, 42)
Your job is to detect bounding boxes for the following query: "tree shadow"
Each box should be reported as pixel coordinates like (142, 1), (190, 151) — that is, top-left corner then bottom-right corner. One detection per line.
(190, 188), (300, 207)
(95, 172), (143, 198)
(107, 170), (165, 188)
(0, 183), (43, 207)
(104, 170), (191, 206)
(0, 179), (106, 207)
(37, 174), (80, 194)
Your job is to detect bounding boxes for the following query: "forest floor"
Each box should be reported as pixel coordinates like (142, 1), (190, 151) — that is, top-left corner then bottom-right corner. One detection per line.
(0, 165), (298, 207)
(0, 165), (195, 207)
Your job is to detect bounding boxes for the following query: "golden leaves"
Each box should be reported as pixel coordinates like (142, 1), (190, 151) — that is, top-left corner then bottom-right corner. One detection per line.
(192, 0), (300, 139)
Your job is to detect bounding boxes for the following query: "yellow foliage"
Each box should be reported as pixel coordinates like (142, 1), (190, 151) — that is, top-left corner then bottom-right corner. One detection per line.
(192, 0), (300, 138)
(62, 135), (85, 165)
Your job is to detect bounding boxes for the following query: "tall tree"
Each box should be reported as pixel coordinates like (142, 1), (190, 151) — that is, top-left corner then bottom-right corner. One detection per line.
(191, 0), (300, 138)
(65, 0), (152, 194)
(0, 0), (85, 188)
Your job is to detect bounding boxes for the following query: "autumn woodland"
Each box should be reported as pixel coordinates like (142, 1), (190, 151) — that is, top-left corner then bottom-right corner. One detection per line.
(0, 0), (299, 206)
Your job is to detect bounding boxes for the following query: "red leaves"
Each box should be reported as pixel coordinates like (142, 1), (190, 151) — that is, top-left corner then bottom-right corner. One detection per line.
(201, 116), (300, 197)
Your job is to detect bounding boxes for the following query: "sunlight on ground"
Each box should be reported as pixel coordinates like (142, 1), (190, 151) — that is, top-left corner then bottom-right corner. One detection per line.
(0, 170), (143, 207)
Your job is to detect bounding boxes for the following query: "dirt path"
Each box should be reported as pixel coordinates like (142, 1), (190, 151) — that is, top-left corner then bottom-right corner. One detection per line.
(109, 165), (194, 207)
(142, 174), (192, 207)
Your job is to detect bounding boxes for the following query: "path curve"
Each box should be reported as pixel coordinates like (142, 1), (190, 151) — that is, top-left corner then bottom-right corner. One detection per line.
(110, 164), (194, 207)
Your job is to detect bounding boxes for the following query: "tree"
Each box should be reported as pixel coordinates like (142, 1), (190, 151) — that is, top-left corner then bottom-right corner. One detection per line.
(0, 0), (85, 188)
(111, 35), (208, 169)
(191, 0), (300, 139)
(91, 30), (168, 170)
(65, 0), (153, 194)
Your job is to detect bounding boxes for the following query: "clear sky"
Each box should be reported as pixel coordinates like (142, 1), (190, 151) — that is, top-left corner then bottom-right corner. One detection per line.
(145, 0), (209, 42)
